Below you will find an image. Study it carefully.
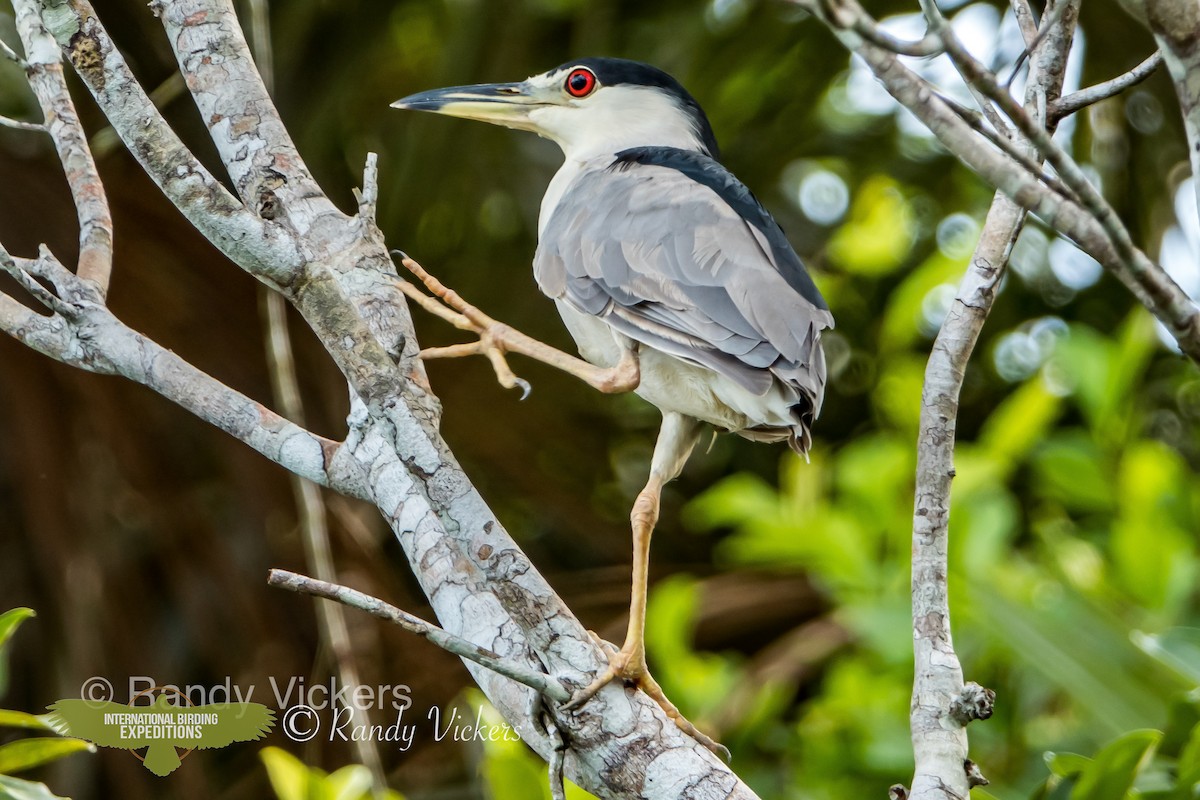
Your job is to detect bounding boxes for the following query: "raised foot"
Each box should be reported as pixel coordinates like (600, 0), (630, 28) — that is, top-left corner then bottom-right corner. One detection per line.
(390, 252), (641, 396)
(562, 643), (730, 762)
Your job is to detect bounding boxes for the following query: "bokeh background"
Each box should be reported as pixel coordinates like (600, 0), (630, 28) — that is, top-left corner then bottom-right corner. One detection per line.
(1, 0), (1199, 798)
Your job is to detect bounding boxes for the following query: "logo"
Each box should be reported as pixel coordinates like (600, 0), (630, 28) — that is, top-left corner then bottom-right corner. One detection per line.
(48, 685), (275, 776)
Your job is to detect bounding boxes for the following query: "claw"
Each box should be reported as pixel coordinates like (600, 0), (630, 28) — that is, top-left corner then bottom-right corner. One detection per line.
(392, 253), (640, 395)
(563, 643), (728, 760)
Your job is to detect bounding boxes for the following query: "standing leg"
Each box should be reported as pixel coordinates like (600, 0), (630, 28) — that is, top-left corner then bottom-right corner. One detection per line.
(564, 413), (727, 757)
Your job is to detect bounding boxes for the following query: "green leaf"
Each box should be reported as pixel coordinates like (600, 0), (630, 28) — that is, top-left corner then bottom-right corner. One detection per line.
(1133, 629), (1200, 685)
(1045, 751), (1092, 778)
(0, 775), (70, 800)
(261, 747), (310, 800)
(682, 472), (778, 532)
(0, 738), (93, 775)
(1069, 729), (1160, 800)
(1177, 720), (1200, 791)
(0, 610), (35, 655)
(324, 764), (373, 800)
(0, 712), (54, 732)
(978, 377), (1062, 468)
(1030, 432), (1114, 513)
(826, 176), (916, 276)
(0, 609), (36, 700)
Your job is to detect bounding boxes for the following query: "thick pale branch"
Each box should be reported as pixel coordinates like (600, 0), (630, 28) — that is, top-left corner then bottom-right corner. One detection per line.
(156, 0), (336, 218)
(41, 0), (301, 287)
(14, 0), (112, 296)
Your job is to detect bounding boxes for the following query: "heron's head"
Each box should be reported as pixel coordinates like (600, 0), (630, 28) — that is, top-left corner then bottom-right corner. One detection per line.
(392, 58), (719, 160)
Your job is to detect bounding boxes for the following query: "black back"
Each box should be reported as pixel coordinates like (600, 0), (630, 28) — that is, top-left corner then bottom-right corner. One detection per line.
(612, 146), (830, 312)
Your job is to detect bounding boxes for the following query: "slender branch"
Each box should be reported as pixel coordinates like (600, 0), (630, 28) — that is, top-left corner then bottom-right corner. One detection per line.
(0, 33), (25, 65)
(41, 0), (301, 287)
(1009, 0), (1039, 46)
(911, 195), (1020, 800)
(0, 114), (45, 131)
(13, 0), (113, 296)
(1050, 50), (1164, 120)
(1140, 0), (1200, 218)
(792, 0), (1200, 360)
(928, 8), (1200, 356)
(0, 246), (368, 500)
(909, 5), (1074, 798)
(267, 570), (572, 703)
(939, 96), (1075, 199)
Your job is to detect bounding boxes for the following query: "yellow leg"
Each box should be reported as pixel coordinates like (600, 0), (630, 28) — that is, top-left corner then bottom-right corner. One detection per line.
(563, 415), (727, 759)
(392, 252), (640, 396)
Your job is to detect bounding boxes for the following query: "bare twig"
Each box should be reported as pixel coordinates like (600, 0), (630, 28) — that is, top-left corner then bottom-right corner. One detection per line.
(818, 0), (942, 56)
(0, 34), (25, 65)
(791, 0), (1200, 359)
(1136, 0), (1200, 216)
(939, 96), (1075, 199)
(13, 0), (113, 296)
(1051, 50), (1164, 120)
(931, 10), (1191, 353)
(356, 153), (380, 223)
(1009, 0), (1038, 46)
(0, 114), (45, 131)
(267, 570), (572, 703)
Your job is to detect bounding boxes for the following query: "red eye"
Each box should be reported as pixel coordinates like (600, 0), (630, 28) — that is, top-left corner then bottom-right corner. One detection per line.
(565, 67), (597, 98)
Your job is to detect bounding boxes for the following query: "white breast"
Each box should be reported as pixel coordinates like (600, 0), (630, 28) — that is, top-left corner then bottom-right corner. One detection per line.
(553, 300), (798, 434)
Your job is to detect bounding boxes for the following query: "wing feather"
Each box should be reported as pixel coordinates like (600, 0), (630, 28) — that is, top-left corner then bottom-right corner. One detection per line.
(535, 148), (832, 412)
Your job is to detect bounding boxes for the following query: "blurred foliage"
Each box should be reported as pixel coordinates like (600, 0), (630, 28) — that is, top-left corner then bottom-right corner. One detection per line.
(260, 747), (406, 800)
(0, 610), (92, 800)
(674, 305), (1200, 797)
(1, 0), (1199, 798)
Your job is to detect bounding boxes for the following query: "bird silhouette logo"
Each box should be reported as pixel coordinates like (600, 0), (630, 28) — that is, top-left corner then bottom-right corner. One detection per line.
(47, 691), (275, 776)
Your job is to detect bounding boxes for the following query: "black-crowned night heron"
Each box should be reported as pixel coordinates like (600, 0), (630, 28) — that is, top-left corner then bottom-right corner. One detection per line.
(393, 58), (832, 753)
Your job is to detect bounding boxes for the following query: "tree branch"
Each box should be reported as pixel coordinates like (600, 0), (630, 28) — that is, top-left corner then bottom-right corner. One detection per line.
(13, 0), (112, 296)
(0, 246), (368, 499)
(1138, 0), (1200, 218)
(794, 0), (1200, 360)
(907, 4), (1074, 798)
(17, 1), (767, 795)
(1050, 50), (1164, 120)
(37, 0), (301, 288)
(267, 570), (572, 703)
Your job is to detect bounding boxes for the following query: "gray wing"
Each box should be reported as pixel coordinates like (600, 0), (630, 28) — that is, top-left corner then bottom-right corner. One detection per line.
(535, 154), (833, 415)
